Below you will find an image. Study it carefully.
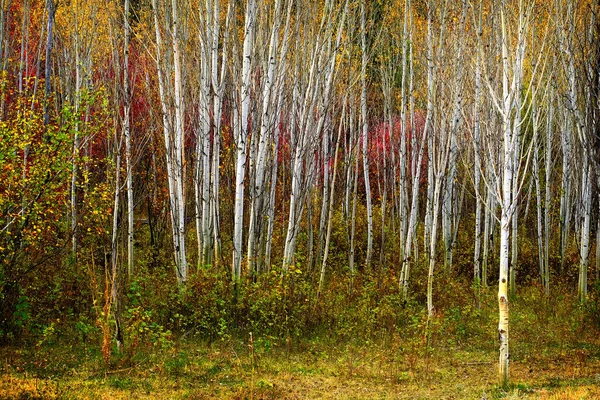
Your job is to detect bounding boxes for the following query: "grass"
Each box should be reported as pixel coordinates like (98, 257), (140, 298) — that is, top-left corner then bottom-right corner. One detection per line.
(2, 278), (599, 399)
(1, 328), (599, 400)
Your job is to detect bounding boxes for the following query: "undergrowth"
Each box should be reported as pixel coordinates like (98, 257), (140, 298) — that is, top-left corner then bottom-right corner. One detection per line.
(2, 260), (599, 398)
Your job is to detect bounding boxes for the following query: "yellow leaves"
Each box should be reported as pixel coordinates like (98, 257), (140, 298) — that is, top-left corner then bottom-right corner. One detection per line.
(289, 265), (303, 275)
(55, 0), (121, 66)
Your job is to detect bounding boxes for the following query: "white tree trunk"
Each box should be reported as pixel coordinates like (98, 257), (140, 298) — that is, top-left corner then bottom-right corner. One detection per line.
(559, 118), (572, 274)
(473, 40), (483, 285)
(124, 0), (134, 277)
(578, 159), (591, 302)
(232, 0), (257, 281)
(543, 92), (554, 294)
(152, 0), (187, 285)
(171, 0), (187, 284)
(247, 0), (289, 274)
(360, 0), (373, 269)
(318, 100), (345, 298)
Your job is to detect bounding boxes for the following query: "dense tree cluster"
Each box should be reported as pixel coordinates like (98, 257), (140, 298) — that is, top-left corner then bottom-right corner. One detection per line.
(0, 0), (599, 386)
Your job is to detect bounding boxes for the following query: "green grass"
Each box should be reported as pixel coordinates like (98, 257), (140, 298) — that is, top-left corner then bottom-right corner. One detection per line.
(1, 328), (599, 399)
(2, 277), (599, 399)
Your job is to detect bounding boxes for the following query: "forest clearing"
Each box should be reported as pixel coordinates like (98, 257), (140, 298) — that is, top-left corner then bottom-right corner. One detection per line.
(1, 0), (600, 398)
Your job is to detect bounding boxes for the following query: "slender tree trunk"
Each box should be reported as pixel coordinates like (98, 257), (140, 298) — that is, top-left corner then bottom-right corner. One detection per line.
(543, 92), (553, 295)
(124, 0), (134, 277)
(401, 0), (428, 300)
(233, 0), (256, 281)
(110, 128), (124, 351)
(318, 99), (345, 298)
(152, 0), (187, 285)
(44, 0), (56, 126)
(172, 0), (187, 284)
(473, 37), (483, 287)
(534, 129), (544, 287)
(559, 116), (572, 274)
(360, 0), (373, 269)
(578, 160), (591, 302)
(427, 171), (444, 317)
(70, 10), (81, 263)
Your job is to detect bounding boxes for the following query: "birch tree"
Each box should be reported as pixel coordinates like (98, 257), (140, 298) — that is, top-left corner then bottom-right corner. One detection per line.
(480, 0), (545, 386)
(195, 0), (232, 268)
(152, 0), (187, 285)
(472, 2), (483, 287)
(360, 0), (373, 269)
(281, 0), (348, 272)
(247, 0), (293, 274)
(123, 0), (134, 276)
(478, 0), (546, 385)
(232, 0), (257, 282)
(400, 0), (428, 301)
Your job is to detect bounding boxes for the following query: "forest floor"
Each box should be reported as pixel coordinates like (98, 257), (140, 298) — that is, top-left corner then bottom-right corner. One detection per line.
(1, 334), (599, 399)
(2, 280), (600, 399)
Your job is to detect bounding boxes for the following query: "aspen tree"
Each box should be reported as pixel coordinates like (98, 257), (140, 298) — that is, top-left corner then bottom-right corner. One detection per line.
(171, 0), (187, 284)
(347, 97), (359, 285)
(152, 0), (187, 285)
(473, 1), (483, 287)
(196, 0), (212, 268)
(543, 90), (554, 294)
(247, 0), (292, 274)
(212, 0), (234, 266)
(44, 0), (56, 126)
(558, 117), (572, 274)
(497, 7), (516, 383)
(360, 0), (373, 269)
(233, 0), (257, 282)
(124, 0), (133, 277)
(108, 7), (125, 350)
(442, 0), (468, 271)
(509, 3), (527, 296)
(401, 0), (428, 301)
(398, 0), (409, 269)
(578, 160), (592, 302)
(110, 121), (124, 351)
(264, 64), (291, 269)
(478, 0), (546, 385)
(530, 38), (552, 293)
(318, 99), (346, 298)
(533, 109), (544, 287)
(379, 28), (397, 271)
(282, 0), (348, 272)
(558, 0), (598, 301)
(196, 0), (231, 268)
(423, 0), (468, 314)
(398, 0), (411, 295)
(65, 0), (91, 263)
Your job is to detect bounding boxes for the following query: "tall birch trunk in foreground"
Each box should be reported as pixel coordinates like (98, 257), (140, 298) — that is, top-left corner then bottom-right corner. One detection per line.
(493, 0), (543, 384)
(497, 9), (515, 381)
(480, 0), (538, 385)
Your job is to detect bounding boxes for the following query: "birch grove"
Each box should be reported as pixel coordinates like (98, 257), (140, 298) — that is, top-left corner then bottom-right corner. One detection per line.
(3, 0), (600, 389)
